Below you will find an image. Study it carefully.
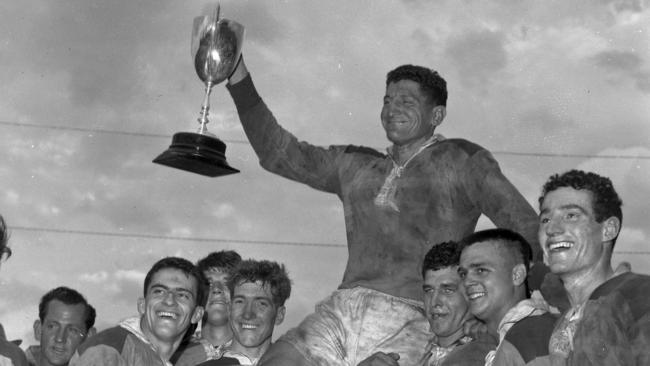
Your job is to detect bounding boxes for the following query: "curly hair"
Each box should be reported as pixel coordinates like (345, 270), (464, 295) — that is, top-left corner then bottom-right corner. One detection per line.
(196, 250), (242, 275)
(39, 286), (96, 331)
(422, 241), (460, 277)
(539, 169), (623, 225)
(0, 215), (11, 262)
(386, 64), (448, 106)
(228, 259), (292, 307)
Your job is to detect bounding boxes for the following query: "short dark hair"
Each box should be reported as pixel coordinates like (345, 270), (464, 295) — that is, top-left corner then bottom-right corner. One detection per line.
(459, 228), (532, 271)
(0, 215), (11, 262)
(143, 257), (208, 308)
(386, 64), (448, 106)
(422, 241), (460, 278)
(539, 170), (623, 245)
(39, 287), (96, 331)
(197, 250), (242, 275)
(459, 228), (532, 297)
(228, 259), (292, 307)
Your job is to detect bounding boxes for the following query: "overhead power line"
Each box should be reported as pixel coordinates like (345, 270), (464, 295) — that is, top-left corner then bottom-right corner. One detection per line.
(9, 225), (650, 254)
(10, 225), (346, 248)
(1, 120), (649, 160)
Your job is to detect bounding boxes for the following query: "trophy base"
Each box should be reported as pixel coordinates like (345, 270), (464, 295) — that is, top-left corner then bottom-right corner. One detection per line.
(153, 132), (240, 177)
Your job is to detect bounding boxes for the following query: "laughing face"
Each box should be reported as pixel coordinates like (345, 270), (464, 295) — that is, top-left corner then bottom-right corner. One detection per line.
(423, 266), (470, 345)
(204, 269), (231, 326)
(459, 241), (520, 332)
(138, 268), (203, 344)
(380, 79), (440, 147)
(539, 187), (613, 278)
(229, 280), (284, 357)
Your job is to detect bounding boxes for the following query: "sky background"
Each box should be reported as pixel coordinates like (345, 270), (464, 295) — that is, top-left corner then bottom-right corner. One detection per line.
(0, 0), (649, 347)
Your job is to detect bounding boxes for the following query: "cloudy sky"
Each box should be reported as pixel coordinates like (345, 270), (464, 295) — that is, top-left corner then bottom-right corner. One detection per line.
(0, 0), (648, 346)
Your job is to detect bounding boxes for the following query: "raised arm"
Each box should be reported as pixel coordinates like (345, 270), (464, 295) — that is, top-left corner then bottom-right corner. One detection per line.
(226, 57), (347, 194)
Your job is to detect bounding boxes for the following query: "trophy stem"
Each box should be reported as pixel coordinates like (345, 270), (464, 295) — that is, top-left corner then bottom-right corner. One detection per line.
(198, 81), (214, 134)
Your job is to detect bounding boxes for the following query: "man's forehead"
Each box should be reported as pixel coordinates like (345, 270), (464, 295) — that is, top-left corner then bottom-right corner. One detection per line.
(45, 299), (87, 319)
(204, 268), (229, 282)
(385, 79), (423, 95)
(460, 241), (506, 265)
(424, 266), (461, 283)
(233, 280), (273, 298)
(149, 268), (197, 291)
(541, 187), (594, 212)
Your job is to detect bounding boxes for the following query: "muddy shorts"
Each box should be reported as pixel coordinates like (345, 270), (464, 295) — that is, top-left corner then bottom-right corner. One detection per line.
(278, 287), (433, 366)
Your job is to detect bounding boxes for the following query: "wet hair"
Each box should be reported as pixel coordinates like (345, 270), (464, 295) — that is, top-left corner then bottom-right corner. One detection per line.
(143, 257), (208, 308)
(459, 228), (532, 296)
(0, 215), (11, 262)
(386, 64), (448, 106)
(422, 241), (460, 277)
(39, 286), (96, 331)
(197, 250), (242, 275)
(539, 169), (623, 246)
(228, 259), (292, 307)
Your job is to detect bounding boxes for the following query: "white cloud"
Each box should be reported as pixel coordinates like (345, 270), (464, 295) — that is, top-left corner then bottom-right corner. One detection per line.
(79, 271), (109, 284)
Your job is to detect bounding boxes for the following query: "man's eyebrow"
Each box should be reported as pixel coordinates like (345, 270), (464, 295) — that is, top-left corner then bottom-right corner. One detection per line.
(540, 203), (589, 216)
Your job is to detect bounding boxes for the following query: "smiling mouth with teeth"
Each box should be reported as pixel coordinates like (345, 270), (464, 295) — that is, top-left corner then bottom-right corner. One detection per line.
(157, 311), (178, 319)
(468, 292), (485, 300)
(241, 323), (257, 329)
(548, 242), (573, 251)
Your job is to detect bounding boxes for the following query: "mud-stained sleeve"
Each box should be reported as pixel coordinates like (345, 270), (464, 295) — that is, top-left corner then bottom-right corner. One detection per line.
(227, 74), (346, 194)
(631, 312), (650, 365)
(462, 148), (541, 260)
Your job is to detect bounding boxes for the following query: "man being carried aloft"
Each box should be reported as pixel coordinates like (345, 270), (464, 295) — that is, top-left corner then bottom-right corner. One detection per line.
(227, 49), (543, 365)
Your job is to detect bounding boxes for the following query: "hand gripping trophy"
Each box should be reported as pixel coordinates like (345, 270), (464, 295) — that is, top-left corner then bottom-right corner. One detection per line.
(154, 4), (244, 177)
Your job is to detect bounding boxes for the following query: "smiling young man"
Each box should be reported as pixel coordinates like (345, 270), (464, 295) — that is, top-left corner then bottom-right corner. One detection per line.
(27, 287), (96, 366)
(174, 251), (242, 366)
(539, 170), (650, 365)
(196, 259), (291, 366)
(227, 53), (542, 366)
(71, 257), (207, 366)
(459, 229), (557, 366)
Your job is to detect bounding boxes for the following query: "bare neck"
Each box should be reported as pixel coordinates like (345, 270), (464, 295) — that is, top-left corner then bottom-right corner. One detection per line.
(486, 289), (526, 337)
(229, 338), (271, 360)
(391, 133), (434, 166)
(201, 322), (233, 346)
(561, 258), (614, 307)
(140, 318), (180, 362)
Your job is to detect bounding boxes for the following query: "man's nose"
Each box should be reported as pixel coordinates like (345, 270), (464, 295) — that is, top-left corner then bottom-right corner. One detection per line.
(545, 217), (564, 236)
(164, 291), (176, 305)
(54, 327), (67, 342)
(242, 302), (255, 319)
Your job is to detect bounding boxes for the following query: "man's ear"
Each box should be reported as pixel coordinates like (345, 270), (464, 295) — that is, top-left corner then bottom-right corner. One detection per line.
(86, 327), (97, 338)
(33, 320), (41, 342)
(191, 306), (204, 324)
(512, 263), (527, 287)
(274, 305), (286, 326)
(602, 216), (621, 243)
(432, 106), (446, 127)
(137, 298), (146, 316)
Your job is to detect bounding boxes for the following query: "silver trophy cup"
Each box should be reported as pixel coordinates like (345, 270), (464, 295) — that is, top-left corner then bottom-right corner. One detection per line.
(154, 5), (244, 177)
